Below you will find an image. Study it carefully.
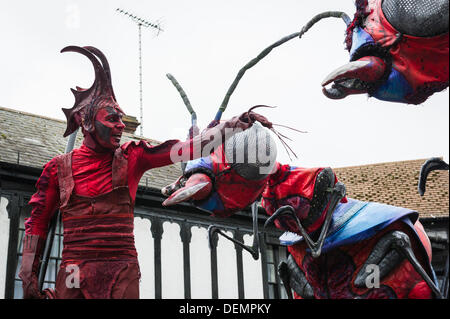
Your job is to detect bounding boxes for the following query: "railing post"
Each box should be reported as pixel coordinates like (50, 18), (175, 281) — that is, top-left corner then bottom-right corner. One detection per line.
(259, 233), (269, 299)
(150, 217), (163, 299)
(179, 223), (192, 299)
(4, 194), (21, 299)
(234, 230), (245, 299)
(209, 228), (219, 299)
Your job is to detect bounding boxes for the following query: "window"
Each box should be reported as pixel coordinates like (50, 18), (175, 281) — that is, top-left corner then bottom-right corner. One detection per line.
(265, 244), (289, 299)
(14, 213), (63, 299)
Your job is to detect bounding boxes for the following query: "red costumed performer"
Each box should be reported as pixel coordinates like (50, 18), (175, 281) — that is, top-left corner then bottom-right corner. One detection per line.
(18, 46), (266, 299)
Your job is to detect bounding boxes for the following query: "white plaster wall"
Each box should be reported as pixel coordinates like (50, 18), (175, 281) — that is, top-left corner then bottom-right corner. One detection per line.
(134, 217), (154, 299)
(129, 218), (266, 299)
(161, 222), (184, 299)
(190, 226), (212, 298)
(217, 231), (238, 298)
(0, 197), (10, 299)
(243, 234), (263, 299)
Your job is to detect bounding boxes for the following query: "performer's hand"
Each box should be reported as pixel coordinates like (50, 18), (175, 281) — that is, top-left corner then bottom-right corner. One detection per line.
(237, 106), (273, 129)
(22, 275), (46, 299)
(188, 125), (200, 138)
(226, 114), (253, 131)
(19, 234), (47, 299)
(226, 111), (272, 131)
(43, 288), (56, 299)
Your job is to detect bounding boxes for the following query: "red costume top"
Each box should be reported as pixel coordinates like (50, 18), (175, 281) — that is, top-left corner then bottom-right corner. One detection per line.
(25, 139), (180, 238)
(25, 138), (209, 299)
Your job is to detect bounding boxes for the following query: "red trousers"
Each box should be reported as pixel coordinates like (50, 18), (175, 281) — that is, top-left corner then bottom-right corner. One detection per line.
(54, 262), (140, 299)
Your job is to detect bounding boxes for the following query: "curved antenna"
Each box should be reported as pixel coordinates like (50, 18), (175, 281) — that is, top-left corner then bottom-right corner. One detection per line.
(215, 11), (351, 121)
(166, 73), (199, 136)
(298, 11), (351, 35)
(418, 157), (449, 196)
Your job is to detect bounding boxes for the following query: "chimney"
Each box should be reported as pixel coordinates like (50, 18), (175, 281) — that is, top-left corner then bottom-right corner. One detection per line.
(122, 115), (140, 134)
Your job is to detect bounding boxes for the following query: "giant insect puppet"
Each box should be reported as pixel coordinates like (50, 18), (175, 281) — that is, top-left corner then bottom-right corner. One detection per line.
(261, 157), (448, 300)
(161, 74), (282, 260)
(321, 0), (449, 104)
(161, 6), (445, 299)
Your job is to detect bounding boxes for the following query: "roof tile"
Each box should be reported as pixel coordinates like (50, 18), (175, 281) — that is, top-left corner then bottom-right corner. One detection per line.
(0, 106), (182, 191)
(334, 159), (448, 218)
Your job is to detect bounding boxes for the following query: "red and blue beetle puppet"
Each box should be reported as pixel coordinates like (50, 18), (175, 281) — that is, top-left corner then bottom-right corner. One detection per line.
(297, 0), (449, 196)
(262, 164), (442, 299)
(321, 0), (449, 104)
(163, 144), (443, 298)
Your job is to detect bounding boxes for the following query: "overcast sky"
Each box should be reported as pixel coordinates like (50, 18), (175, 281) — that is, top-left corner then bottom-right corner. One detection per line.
(1, 0), (448, 168)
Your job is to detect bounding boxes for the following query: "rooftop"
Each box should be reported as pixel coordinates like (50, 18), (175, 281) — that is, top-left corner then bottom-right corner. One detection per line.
(334, 159), (448, 218)
(0, 106), (182, 190)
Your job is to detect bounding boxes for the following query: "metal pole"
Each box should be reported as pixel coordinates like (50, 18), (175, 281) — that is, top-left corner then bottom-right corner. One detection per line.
(115, 8), (164, 137)
(138, 23), (143, 136)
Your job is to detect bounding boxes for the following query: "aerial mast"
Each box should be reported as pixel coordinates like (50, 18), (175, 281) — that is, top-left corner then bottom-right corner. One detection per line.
(116, 8), (164, 136)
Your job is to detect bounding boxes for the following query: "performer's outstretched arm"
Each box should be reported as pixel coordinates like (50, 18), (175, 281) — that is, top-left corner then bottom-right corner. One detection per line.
(124, 111), (271, 195)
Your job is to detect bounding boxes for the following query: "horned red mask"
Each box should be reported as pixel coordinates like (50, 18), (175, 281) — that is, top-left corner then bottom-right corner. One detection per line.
(61, 45), (125, 148)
